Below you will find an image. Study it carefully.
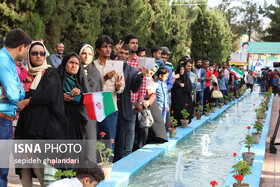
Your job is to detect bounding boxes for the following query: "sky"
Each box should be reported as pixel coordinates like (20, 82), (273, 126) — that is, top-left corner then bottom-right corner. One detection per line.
(208, 0), (276, 8)
(207, 0), (276, 29)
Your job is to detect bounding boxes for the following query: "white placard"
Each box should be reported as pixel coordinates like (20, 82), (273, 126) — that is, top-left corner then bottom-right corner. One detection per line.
(105, 60), (123, 73)
(138, 57), (155, 70)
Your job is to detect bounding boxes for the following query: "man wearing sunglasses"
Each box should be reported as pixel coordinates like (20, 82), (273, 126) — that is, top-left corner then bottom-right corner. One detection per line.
(48, 42), (64, 68)
(0, 28), (32, 187)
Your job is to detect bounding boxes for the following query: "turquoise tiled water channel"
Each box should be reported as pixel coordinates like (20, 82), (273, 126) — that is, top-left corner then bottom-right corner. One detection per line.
(126, 94), (264, 187)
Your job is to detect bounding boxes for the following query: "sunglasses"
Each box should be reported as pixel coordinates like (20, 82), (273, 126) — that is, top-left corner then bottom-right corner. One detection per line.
(30, 52), (46, 57)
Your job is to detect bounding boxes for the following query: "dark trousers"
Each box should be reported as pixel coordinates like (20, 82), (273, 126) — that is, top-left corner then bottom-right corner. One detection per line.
(0, 118), (13, 187)
(204, 87), (211, 107)
(114, 109), (130, 162)
(97, 111), (118, 162)
(247, 84), (253, 92)
(273, 85), (279, 96)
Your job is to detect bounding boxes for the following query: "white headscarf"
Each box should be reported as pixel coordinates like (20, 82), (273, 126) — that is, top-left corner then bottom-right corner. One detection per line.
(27, 41), (51, 90)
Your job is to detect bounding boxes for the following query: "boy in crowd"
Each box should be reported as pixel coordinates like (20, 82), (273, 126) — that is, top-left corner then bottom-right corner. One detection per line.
(156, 67), (170, 123)
(47, 161), (104, 187)
(151, 46), (165, 67)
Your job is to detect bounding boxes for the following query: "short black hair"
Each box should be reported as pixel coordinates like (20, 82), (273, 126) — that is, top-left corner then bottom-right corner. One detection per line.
(196, 58), (202, 62)
(76, 161), (104, 183)
(55, 42), (64, 48)
(121, 44), (131, 53)
(151, 46), (162, 54)
(137, 46), (147, 54)
(157, 66), (169, 77)
(203, 60), (209, 65)
(95, 35), (113, 50)
(124, 34), (138, 44)
(5, 28), (32, 48)
(242, 42), (249, 47)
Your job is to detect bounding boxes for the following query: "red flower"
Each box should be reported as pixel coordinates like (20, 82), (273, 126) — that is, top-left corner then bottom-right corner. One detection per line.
(210, 180), (218, 186)
(110, 139), (114, 143)
(50, 160), (56, 165)
(171, 111), (174, 114)
(263, 110), (265, 113)
(99, 132), (106, 137)
(265, 102), (268, 105)
(185, 103), (188, 106)
(169, 122), (172, 126)
(70, 159), (76, 165)
(253, 104), (255, 106)
(197, 101), (200, 104)
(262, 120), (265, 123)
(247, 126), (251, 130)
(262, 99), (264, 101)
(206, 100), (208, 103)
(233, 152), (237, 157)
(234, 174), (244, 181)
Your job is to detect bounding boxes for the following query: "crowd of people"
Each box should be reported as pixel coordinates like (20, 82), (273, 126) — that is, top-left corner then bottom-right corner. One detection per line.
(0, 28), (279, 187)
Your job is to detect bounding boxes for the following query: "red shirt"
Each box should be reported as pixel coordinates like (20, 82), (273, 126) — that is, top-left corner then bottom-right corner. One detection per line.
(205, 69), (213, 87)
(127, 54), (147, 103)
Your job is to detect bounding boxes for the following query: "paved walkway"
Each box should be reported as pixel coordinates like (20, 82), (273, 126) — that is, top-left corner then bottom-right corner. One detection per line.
(260, 95), (280, 187)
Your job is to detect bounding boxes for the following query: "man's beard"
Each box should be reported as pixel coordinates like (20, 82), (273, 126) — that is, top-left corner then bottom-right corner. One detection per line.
(57, 51), (64, 55)
(118, 57), (128, 63)
(196, 64), (202, 68)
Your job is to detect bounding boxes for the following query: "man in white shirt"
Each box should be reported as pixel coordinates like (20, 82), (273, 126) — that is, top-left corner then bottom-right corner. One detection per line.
(48, 161), (104, 187)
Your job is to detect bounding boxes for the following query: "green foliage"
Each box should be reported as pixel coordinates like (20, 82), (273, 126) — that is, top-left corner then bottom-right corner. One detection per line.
(231, 160), (252, 178)
(224, 95), (229, 100)
(181, 108), (190, 120)
(196, 105), (203, 112)
(219, 97), (224, 102)
(204, 103), (211, 112)
(0, 2), (24, 44)
(54, 169), (76, 180)
(262, 1), (280, 41)
(170, 116), (178, 129)
(190, 5), (232, 64)
(210, 102), (216, 107)
(245, 134), (254, 152)
(94, 140), (114, 166)
(253, 122), (264, 133)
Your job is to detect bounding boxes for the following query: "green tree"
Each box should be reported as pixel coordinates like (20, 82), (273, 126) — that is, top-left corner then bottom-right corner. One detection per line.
(63, 0), (104, 53)
(0, 2), (24, 46)
(169, 0), (199, 66)
(240, 0), (262, 42)
(148, 0), (173, 52)
(262, 0), (280, 42)
(190, 5), (232, 64)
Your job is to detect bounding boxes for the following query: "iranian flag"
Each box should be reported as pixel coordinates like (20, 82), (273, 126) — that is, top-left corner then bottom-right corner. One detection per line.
(230, 67), (244, 80)
(83, 92), (116, 122)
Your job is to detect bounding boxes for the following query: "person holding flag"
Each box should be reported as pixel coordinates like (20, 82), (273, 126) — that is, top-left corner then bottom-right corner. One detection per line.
(91, 35), (125, 146)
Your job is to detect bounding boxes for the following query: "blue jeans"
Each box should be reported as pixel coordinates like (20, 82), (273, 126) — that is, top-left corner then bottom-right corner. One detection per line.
(125, 112), (137, 154)
(97, 111), (118, 161)
(196, 91), (204, 106)
(161, 107), (167, 124)
(0, 118), (13, 187)
(221, 90), (227, 103)
(261, 81), (267, 92)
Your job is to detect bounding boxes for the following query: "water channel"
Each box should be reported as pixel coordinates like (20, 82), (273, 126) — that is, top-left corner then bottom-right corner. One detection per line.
(125, 93), (263, 187)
